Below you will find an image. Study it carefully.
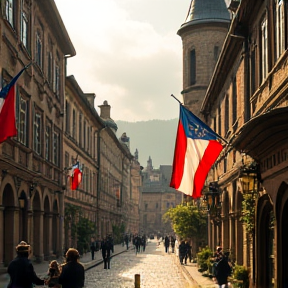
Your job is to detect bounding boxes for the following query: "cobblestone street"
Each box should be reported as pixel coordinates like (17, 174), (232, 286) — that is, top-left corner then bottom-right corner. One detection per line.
(84, 240), (191, 288)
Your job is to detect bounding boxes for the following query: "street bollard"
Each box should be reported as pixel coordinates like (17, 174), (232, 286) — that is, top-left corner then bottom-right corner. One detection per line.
(135, 274), (140, 288)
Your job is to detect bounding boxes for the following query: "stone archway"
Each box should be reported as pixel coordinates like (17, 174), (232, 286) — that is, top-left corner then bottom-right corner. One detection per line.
(2, 183), (17, 266)
(256, 194), (274, 288)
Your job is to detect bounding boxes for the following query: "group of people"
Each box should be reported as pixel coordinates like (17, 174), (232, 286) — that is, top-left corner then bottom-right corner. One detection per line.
(163, 235), (176, 253)
(132, 234), (147, 253)
(7, 241), (85, 288)
(178, 240), (192, 265)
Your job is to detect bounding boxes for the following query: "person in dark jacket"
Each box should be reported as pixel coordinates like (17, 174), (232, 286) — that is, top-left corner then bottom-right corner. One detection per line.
(90, 242), (96, 260)
(59, 248), (85, 288)
(184, 241), (192, 264)
(101, 237), (113, 269)
(7, 241), (44, 288)
(178, 240), (187, 265)
(164, 235), (170, 253)
(214, 252), (232, 288)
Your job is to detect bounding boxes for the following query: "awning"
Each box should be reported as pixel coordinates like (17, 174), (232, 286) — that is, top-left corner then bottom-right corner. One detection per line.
(231, 107), (288, 160)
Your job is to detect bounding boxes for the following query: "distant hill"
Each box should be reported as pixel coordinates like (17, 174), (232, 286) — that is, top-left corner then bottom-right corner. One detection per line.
(116, 119), (178, 168)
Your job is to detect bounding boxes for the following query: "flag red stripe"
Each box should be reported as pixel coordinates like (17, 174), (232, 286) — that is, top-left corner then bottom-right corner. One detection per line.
(0, 85), (17, 143)
(170, 120), (187, 189)
(193, 140), (223, 198)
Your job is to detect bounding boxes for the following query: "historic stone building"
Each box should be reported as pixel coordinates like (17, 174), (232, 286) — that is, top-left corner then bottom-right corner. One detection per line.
(0, 0), (142, 271)
(0, 0), (75, 267)
(63, 75), (102, 249)
(198, 0), (288, 287)
(177, 0), (230, 117)
(140, 157), (182, 236)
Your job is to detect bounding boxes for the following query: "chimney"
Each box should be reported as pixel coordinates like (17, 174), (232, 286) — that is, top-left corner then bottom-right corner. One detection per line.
(84, 93), (95, 108)
(98, 100), (111, 119)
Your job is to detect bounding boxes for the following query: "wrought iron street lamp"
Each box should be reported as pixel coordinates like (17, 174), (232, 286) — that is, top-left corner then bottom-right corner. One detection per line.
(239, 162), (259, 194)
(203, 181), (222, 212)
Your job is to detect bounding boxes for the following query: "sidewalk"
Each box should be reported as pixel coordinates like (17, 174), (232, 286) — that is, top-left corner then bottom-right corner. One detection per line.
(0, 243), (129, 288)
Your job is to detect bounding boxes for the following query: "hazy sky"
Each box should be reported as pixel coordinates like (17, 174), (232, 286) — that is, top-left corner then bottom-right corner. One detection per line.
(54, 0), (191, 121)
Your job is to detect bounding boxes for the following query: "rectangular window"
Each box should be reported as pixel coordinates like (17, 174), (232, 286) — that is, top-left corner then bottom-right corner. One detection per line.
(251, 49), (256, 95)
(232, 77), (237, 125)
(65, 152), (69, 169)
(48, 52), (53, 84)
(33, 112), (42, 155)
(36, 32), (42, 68)
(84, 120), (87, 150)
(53, 131), (59, 166)
(225, 96), (229, 134)
(45, 124), (51, 161)
(65, 100), (70, 133)
(261, 16), (268, 82)
(190, 49), (196, 85)
(5, 0), (14, 27)
(54, 64), (60, 96)
(275, 0), (285, 61)
(218, 105), (221, 136)
(21, 10), (28, 48)
(72, 109), (76, 138)
(16, 94), (28, 145)
(79, 114), (82, 147)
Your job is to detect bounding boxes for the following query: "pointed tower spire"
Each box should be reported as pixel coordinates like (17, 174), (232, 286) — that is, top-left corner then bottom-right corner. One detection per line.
(184, 0), (230, 25)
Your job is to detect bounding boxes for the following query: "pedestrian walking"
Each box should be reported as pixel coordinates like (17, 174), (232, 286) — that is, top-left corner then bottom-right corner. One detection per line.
(141, 235), (146, 252)
(175, 238), (179, 257)
(184, 241), (192, 264)
(90, 242), (96, 260)
(178, 240), (187, 265)
(212, 246), (224, 278)
(59, 248), (85, 288)
(124, 234), (129, 250)
(164, 235), (170, 253)
(7, 241), (45, 288)
(44, 260), (61, 288)
(170, 236), (175, 253)
(101, 237), (113, 269)
(214, 252), (232, 288)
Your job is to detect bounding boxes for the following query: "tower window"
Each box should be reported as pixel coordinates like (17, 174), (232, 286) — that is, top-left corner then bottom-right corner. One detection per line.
(190, 49), (196, 85)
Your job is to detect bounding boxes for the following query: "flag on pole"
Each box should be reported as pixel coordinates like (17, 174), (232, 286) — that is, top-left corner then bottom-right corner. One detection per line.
(70, 162), (83, 190)
(0, 67), (27, 143)
(170, 105), (224, 198)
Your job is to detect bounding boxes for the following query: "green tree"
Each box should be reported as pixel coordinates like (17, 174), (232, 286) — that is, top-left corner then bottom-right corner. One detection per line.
(163, 203), (207, 240)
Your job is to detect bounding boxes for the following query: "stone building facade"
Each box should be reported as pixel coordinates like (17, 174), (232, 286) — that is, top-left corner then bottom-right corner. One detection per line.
(140, 157), (182, 236)
(0, 0), (75, 267)
(64, 79), (141, 247)
(0, 0), (142, 271)
(196, 0), (288, 286)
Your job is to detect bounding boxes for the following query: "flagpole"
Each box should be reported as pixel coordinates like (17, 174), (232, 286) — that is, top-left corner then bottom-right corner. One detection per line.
(171, 93), (229, 145)
(171, 94), (183, 105)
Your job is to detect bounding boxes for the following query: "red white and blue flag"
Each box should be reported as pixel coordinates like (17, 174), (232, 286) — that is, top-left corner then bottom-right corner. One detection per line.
(0, 67), (27, 143)
(170, 105), (224, 198)
(70, 162), (83, 190)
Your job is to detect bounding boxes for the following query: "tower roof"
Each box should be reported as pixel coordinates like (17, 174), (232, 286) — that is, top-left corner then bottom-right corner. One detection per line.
(183, 0), (230, 26)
